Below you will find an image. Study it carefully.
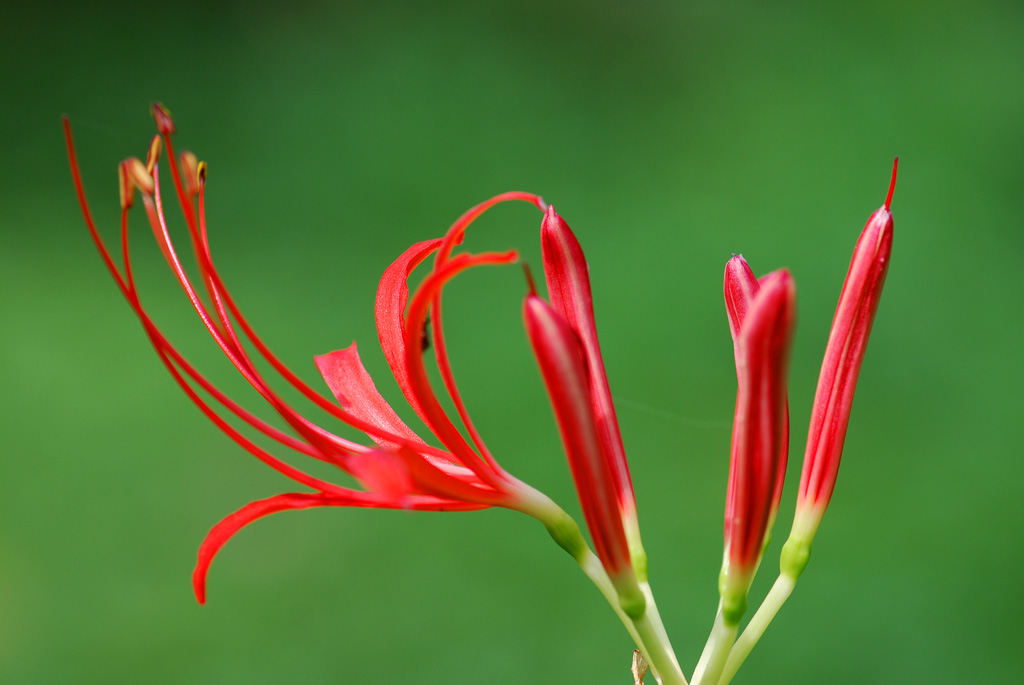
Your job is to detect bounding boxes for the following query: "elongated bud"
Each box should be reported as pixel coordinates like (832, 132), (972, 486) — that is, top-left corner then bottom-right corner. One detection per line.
(721, 270), (795, 625)
(723, 256), (790, 551)
(151, 101), (175, 135)
(788, 160), (896, 566)
(540, 206), (646, 579)
(524, 294), (645, 618)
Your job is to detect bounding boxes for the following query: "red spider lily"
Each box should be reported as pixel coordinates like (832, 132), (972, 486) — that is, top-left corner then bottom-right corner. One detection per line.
(63, 105), (556, 604)
(792, 160), (897, 540)
(719, 268), (795, 622)
(536, 208), (647, 609)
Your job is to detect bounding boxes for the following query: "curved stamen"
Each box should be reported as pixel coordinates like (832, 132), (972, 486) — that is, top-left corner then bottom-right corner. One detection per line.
(426, 193), (547, 477)
(403, 251), (520, 487)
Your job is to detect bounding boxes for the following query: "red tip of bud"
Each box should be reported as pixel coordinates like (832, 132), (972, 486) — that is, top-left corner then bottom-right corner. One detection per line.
(724, 254), (759, 351)
(884, 157), (898, 211)
(145, 135), (162, 175)
(151, 102), (176, 135)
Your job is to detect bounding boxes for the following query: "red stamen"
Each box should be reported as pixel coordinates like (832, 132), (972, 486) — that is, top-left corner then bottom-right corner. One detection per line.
(522, 261), (538, 297)
(403, 251), (520, 487)
(425, 192), (547, 477)
(885, 157), (898, 211)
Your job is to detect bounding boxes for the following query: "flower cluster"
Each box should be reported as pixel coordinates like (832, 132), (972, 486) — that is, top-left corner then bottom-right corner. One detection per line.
(65, 105), (894, 685)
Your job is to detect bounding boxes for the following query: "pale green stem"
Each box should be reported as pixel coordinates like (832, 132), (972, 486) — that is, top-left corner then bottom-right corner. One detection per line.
(516, 486), (687, 684)
(718, 573), (796, 685)
(690, 611), (737, 685)
(576, 549), (648, 655)
(689, 602), (723, 684)
(638, 583), (686, 682)
(631, 601), (689, 685)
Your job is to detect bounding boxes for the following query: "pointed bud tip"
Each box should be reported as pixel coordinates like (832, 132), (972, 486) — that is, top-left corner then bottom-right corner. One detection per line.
(151, 102), (176, 135)
(541, 204), (569, 233)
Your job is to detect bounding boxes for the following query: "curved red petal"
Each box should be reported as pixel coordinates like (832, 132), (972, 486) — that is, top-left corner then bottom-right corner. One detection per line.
(194, 491), (375, 604)
(375, 239), (443, 423)
(315, 343), (427, 450)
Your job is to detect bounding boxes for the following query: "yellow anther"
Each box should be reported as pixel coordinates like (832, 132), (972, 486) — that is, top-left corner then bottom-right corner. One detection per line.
(125, 157), (154, 196)
(118, 162), (134, 210)
(197, 160), (207, 187)
(180, 151), (199, 196)
(145, 134), (162, 175)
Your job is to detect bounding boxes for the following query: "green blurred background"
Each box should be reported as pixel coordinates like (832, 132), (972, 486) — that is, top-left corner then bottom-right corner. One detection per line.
(2, 1), (1021, 683)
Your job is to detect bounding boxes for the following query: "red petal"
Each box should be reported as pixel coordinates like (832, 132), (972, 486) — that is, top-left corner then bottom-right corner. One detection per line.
(194, 491), (372, 604)
(194, 490), (489, 604)
(375, 239), (444, 424)
(400, 250), (519, 485)
(315, 343), (427, 450)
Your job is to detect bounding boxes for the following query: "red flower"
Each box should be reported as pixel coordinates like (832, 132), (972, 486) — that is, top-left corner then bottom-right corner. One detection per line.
(64, 105), (560, 604)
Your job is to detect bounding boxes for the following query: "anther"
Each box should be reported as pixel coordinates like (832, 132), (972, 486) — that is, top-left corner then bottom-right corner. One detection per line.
(118, 162), (134, 210)
(125, 157), (154, 196)
(151, 102), (176, 135)
(181, 151), (200, 195)
(197, 161), (207, 188)
(145, 135), (162, 175)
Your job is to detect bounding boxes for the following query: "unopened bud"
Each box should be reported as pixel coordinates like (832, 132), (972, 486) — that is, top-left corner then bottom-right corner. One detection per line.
(151, 102), (176, 135)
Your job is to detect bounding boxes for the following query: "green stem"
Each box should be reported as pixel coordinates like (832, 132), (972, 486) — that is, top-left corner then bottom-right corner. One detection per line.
(576, 550), (648, 654)
(518, 487), (687, 684)
(690, 611), (737, 685)
(718, 573), (796, 685)
(634, 581), (684, 683)
(689, 603), (723, 683)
